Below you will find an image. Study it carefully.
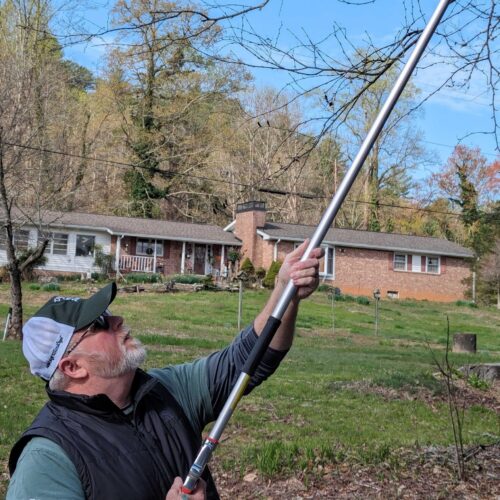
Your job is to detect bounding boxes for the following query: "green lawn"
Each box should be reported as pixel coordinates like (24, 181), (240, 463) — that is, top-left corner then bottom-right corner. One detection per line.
(0, 283), (499, 493)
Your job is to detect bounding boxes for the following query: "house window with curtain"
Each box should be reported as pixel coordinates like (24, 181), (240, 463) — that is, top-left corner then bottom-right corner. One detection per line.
(426, 256), (440, 274)
(76, 235), (95, 257)
(393, 253), (440, 274)
(136, 239), (163, 257)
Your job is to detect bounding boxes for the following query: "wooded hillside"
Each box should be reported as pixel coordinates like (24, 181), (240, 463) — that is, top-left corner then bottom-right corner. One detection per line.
(0, 0), (499, 305)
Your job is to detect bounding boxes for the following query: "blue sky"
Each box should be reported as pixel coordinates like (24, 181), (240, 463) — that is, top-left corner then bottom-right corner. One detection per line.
(62, 0), (499, 171)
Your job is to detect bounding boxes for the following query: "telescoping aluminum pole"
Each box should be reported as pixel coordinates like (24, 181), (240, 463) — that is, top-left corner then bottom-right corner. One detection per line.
(182, 0), (453, 493)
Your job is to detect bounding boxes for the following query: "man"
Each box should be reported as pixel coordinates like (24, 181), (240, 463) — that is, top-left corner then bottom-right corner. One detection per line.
(8, 241), (323, 499)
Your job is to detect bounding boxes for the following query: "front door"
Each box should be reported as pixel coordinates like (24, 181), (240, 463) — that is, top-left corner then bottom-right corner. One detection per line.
(194, 244), (206, 274)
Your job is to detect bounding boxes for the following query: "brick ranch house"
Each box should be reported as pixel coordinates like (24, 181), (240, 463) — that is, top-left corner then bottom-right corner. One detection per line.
(226, 201), (474, 302)
(1, 203), (473, 301)
(0, 210), (241, 279)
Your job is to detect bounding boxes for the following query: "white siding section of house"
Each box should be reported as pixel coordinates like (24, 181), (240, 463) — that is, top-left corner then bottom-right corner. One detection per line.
(0, 227), (111, 275)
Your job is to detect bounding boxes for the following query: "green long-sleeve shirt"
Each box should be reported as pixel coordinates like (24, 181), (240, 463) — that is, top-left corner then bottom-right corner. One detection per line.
(8, 326), (287, 499)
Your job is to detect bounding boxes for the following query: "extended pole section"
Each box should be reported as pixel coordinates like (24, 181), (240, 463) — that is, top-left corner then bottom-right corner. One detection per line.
(182, 0), (453, 493)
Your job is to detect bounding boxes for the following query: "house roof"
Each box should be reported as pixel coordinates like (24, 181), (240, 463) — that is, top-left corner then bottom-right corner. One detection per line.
(24, 209), (242, 246)
(254, 222), (474, 258)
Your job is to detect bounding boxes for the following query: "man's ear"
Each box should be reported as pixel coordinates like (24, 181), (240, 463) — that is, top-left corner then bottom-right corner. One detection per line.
(58, 356), (89, 380)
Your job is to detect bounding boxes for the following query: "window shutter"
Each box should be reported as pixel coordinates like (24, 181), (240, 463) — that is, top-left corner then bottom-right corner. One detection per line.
(407, 254), (412, 271)
(421, 256), (426, 272)
(388, 252), (393, 271)
(441, 256), (446, 274)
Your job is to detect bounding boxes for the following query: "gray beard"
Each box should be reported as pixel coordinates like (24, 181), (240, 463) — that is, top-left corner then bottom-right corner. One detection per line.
(85, 337), (147, 378)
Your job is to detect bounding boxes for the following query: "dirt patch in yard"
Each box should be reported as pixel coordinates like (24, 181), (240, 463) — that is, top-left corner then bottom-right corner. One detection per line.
(212, 442), (500, 499)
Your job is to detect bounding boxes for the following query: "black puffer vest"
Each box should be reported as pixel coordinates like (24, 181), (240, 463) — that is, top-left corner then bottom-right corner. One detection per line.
(9, 370), (218, 500)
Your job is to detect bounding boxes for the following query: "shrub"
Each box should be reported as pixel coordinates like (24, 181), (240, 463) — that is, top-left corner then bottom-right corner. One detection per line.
(263, 261), (282, 288)
(17, 248), (47, 281)
(42, 282), (60, 292)
(28, 283), (41, 290)
(53, 274), (80, 282)
(335, 294), (355, 302)
(93, 244), (114, 276)
(255, 267), (266, 280)
(467, 373), (490, 390)
(356, 296), (370, 305)
(240, 257), (255, 275)
(455, 300), (478, 308)
(126, 273), (162, 283)
(227, 250), (240, 264)
(202, 275), (217, 290)
(91, 272), (107, 282)
(170, 274), (204, 284)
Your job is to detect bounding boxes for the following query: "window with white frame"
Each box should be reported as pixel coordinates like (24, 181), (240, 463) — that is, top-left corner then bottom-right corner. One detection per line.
(393, 253), (441, 274)
(51, 233), (69, 255)
(320, 245), (335, 277)
(294, 242), (335, 277)
(426, 256), (440, 274)
(76, 235), (95, 257)
(136, 239), (163, 257)
(393, 253), (407, 271)
(0, 229), (30, 251)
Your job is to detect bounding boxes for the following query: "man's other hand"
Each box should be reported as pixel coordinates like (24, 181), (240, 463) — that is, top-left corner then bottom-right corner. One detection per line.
(166, 477), (206, 500)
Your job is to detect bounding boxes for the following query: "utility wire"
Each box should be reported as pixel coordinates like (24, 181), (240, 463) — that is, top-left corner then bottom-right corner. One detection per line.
(3, 140), (495, 219)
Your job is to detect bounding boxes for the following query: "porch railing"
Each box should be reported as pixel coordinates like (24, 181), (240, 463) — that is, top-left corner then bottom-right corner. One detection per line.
(119, 255), (154, 273)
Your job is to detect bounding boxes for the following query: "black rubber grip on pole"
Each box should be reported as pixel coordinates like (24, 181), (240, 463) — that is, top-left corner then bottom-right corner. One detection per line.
(242, 316), (282, 376)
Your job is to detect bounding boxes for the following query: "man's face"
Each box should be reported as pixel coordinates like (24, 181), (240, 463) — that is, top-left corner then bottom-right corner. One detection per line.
(69, 315), (146, 378)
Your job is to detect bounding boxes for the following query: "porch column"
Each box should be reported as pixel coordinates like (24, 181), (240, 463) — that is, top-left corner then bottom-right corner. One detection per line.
(181, 242), (186, 274)
(220, 245), (225, 276)
(153, 239), (157, 273)
(204, 245), (209, 274)
(115, 235), (123, 277)
(191, 243), (195, 271)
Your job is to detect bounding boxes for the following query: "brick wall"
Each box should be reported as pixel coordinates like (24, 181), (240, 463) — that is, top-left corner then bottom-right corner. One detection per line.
(260, 239), (470, 302)
(233, 207), (266, 265)
(331, 247), (469, 302)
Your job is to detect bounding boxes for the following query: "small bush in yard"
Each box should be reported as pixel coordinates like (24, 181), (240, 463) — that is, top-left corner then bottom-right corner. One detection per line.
(356, 296), (370, 305)
(171, 274), (204, 284)
(263, 261), (282, 288)
(455, 300), (478, 308)
(468, 373), (490, 390)
(42, 282), (60, 292)
(126, 273), (162, 283)
(240, 257), (255, 275)
(255, 267), (266, 280)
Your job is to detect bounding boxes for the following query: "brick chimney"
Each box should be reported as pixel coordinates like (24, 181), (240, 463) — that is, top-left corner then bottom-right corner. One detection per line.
(233, 201), (266, 266)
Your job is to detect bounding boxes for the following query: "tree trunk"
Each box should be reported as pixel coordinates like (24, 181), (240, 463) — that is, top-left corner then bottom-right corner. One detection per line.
(8, 265), (23, 339)
(0, 128), (23, 338)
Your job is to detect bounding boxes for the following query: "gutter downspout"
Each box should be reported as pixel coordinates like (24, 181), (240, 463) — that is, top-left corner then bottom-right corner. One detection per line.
(273, 239), (281, 262)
